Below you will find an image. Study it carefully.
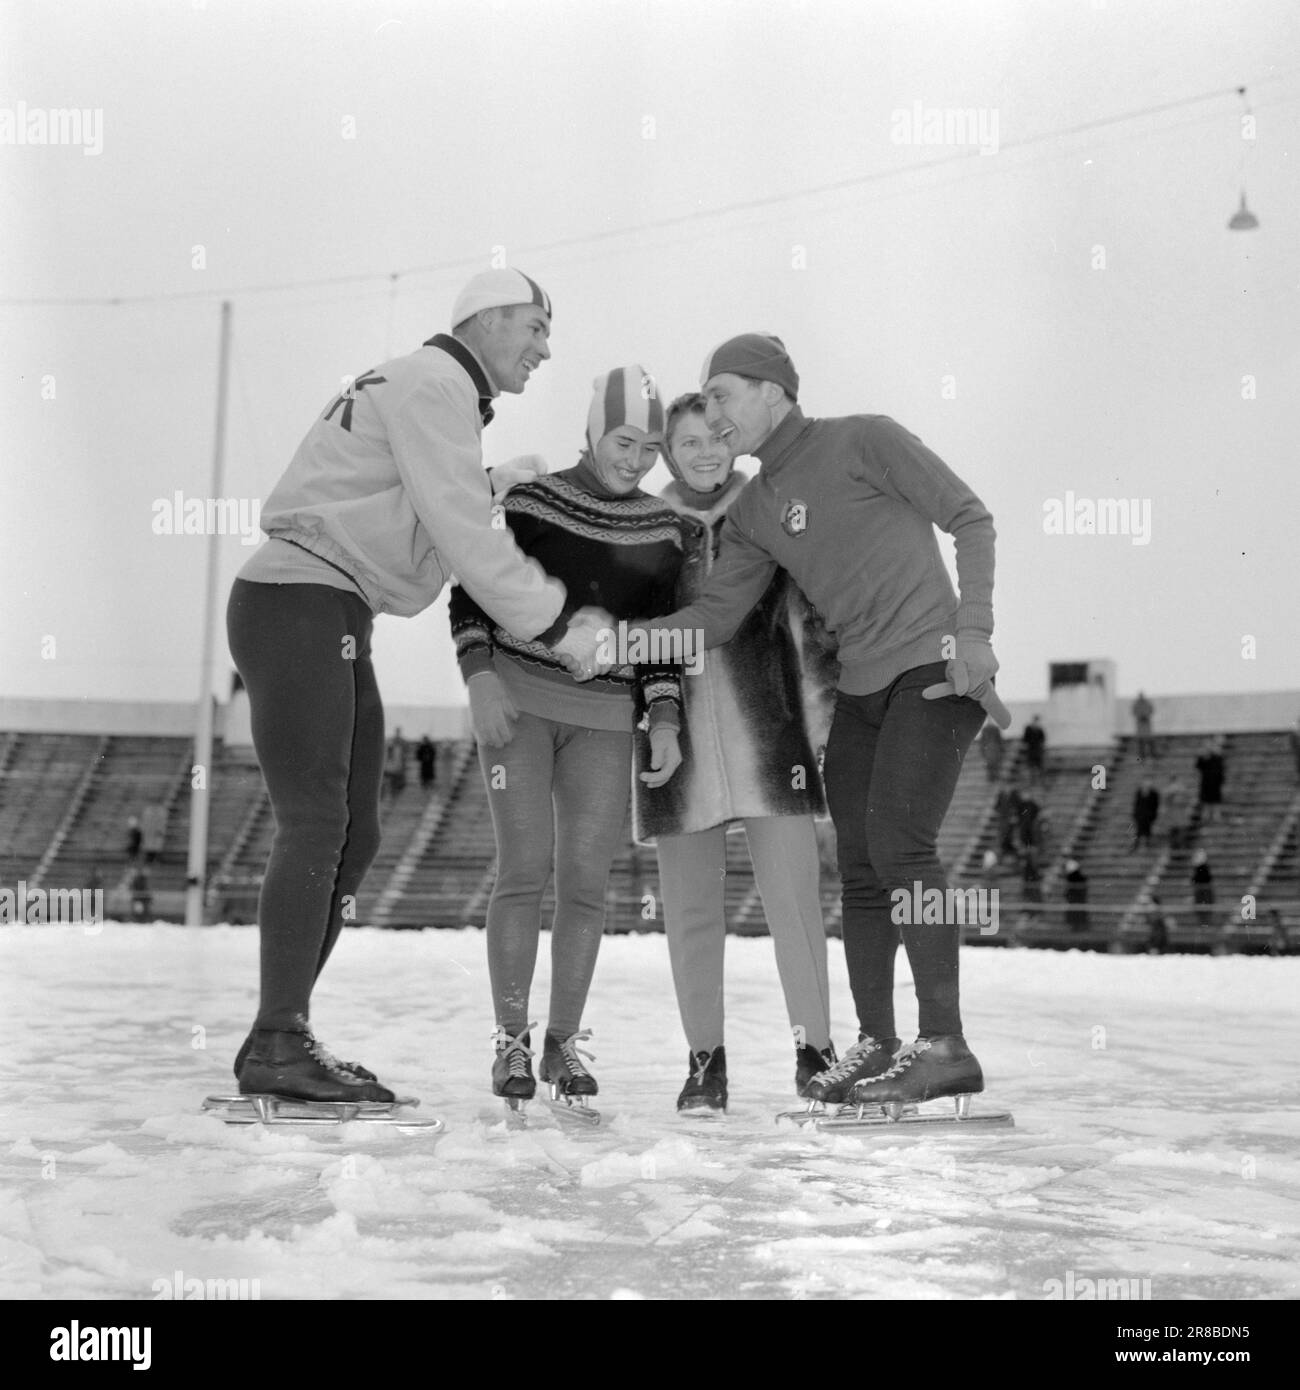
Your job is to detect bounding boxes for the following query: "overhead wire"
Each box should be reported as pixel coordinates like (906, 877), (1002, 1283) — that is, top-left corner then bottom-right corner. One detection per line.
(3, 77), (1295, 311)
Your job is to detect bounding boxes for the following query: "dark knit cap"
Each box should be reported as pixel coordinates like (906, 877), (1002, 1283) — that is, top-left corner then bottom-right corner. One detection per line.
(699, 333), (799, 400)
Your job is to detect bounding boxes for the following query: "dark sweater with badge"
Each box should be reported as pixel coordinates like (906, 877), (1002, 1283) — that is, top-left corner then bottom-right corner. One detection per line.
(450, 468), (687, 733)
(632, 406), (996, 697)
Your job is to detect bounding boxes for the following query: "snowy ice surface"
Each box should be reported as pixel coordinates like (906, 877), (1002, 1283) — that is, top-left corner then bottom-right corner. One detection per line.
(2, 924), (1297, 1302)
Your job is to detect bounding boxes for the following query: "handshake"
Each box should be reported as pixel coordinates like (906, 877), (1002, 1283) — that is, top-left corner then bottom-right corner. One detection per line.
(552, 607), (616, 682)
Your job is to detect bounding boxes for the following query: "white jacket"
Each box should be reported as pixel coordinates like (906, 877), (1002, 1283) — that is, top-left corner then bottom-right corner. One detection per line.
(252, 336), (565, 636)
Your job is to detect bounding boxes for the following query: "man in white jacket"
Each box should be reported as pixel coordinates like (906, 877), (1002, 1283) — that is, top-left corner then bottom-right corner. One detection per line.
(226, 268), (605, 1107)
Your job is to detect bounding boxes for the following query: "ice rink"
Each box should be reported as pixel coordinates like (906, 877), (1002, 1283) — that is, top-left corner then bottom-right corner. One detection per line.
(2, 924), (1297, 1301)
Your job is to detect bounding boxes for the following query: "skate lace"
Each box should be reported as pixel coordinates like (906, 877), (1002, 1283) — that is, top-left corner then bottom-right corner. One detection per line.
(814, 1035), (888, 1084)
(303, 1033), (353, 1077)
(492, 1023), (537, 1079)
(292, 1016), (367, 1078)
(554, 1029), (595, 1077)
(871, 1038), (931, 1083)
(691, 1050), (714, 1086)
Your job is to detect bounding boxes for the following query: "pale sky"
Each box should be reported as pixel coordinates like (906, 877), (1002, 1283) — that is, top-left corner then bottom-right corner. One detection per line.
(3, 0), (1298, 714)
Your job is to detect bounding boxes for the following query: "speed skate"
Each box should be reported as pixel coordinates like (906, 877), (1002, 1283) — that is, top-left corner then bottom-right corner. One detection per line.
(500, 1089), (602, 1128)
(777, 1092), (1013, 1133)
(542, 1085), (602, 1126)
(203, 1093), (444, 1132)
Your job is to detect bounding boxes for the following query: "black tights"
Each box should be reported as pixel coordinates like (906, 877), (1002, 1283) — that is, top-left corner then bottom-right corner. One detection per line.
(227, 579), (384, 1031)
(823, 662), (985, 1040)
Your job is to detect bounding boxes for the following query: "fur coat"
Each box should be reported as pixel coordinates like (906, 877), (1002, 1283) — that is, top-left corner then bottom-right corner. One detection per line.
(633, 473), (839, 844)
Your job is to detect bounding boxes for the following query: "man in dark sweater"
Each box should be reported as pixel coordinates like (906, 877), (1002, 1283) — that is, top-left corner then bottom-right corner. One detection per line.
(1022, 715), (1047, 787)
(1131, 777), (1160, 852)
(616, 333), (1007, 1113)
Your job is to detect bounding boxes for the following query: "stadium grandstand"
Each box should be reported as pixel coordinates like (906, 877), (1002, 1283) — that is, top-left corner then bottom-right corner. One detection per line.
(3, 659), (1298, 954)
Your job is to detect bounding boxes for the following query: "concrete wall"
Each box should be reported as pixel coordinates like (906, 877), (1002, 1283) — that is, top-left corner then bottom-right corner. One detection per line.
(5, 688), (1297, 744)
(0, 697), (200, 737)
(0, 695), (470, 742)
(1113, 690), (1300, 737)
(996, 690), (1300, 740)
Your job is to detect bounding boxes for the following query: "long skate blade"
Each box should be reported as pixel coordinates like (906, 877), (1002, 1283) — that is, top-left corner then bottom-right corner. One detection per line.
(500, 1097), (530, 1129)
(801, 1102), (1014, 1133)
(202, 1094), (442, 1131)
(542, 1094), (601, 1126)
(775, 1099), (832, 1126)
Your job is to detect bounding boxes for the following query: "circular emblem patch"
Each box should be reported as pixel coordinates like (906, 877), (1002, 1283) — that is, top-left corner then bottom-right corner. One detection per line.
(782, 498), (809, 536)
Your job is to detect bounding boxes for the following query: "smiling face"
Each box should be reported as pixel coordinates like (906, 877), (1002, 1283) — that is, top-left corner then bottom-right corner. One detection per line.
(668, 408), (733, 493)
(477, 305), (551, 394)
(701, 372), (783, 455)
(590, 426), (662, 495)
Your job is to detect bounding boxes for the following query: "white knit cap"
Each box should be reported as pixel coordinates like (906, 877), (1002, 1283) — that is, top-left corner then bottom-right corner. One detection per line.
(451, 268), (552, 328)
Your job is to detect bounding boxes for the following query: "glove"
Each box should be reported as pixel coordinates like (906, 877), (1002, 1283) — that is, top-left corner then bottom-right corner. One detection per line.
(488, 454), (548, 495)
(552, 606), (614, 682)
(923, 634), (1011, 729)
(638, 726), (682, 788)
(467, 671), (519, 746)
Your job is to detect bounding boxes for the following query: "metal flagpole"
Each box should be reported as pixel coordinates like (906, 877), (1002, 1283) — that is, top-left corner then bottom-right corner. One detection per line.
(185, 299), (233, 927)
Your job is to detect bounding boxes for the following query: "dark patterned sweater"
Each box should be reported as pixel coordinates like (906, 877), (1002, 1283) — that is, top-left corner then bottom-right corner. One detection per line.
(450, 469), (688, 733)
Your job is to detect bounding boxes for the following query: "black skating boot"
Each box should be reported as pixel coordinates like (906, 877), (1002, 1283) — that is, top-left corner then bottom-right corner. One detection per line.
(802, 1034), (901, 1104)
(795, 1041), (837, 1097)
(677, 1045), (727, 1111)
(539, 1030), (598, 1097)
(491, 1024), (537, 1102)
(847, 1034), (984, 1109)
(237, 1024), (395, 1103)
(233, 1025), (378, 1083)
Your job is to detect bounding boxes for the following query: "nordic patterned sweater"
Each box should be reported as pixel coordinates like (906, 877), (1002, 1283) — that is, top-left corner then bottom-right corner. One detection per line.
(450, 467), (687, 734)
(630, 406), (996, 697)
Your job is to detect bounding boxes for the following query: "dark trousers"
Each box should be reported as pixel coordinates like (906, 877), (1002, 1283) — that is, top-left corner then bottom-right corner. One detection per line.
(227, 579), (384, 1031)
(823, 662), (985, 1040)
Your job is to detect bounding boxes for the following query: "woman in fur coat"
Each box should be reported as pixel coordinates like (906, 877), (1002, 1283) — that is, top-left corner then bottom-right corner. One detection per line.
(634, 393), (840, 1111)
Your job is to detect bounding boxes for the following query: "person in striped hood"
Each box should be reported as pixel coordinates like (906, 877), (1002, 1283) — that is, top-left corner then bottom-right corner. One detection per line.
(634, 392), (840, 1111)
(450, 365), (688, 1108)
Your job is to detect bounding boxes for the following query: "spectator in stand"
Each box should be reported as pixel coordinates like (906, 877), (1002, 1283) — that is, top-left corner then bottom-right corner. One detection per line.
(417, 735), (437, 792)
(124, 814), (143, 862)
(1021, 852), (1043, 917)
(1144, 895), (1170, 955)
(1163, 774), (1189, 852)
(1016, 779), (1041, 858)
(1266, 909), (1288, 957)
(1022, 714), (1046, 788)
(995, 784), (1020, 860)
(1191, 848), (1215, 928)
(1063, 858), (1089, 932)
(384, 727), (408, 799)
(130, 866), (152, 922)
(1131, 776), (1160, 853)
(1288, 716), (1300, 783)
(141, 802), (167, 865)
(979, 848), (1000, 887)
(978, 720), (1004, 783)
(1035, 807), (1056, 865)
(1131, 691), (1156, 761)
(1195, 742), (1226, 824)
